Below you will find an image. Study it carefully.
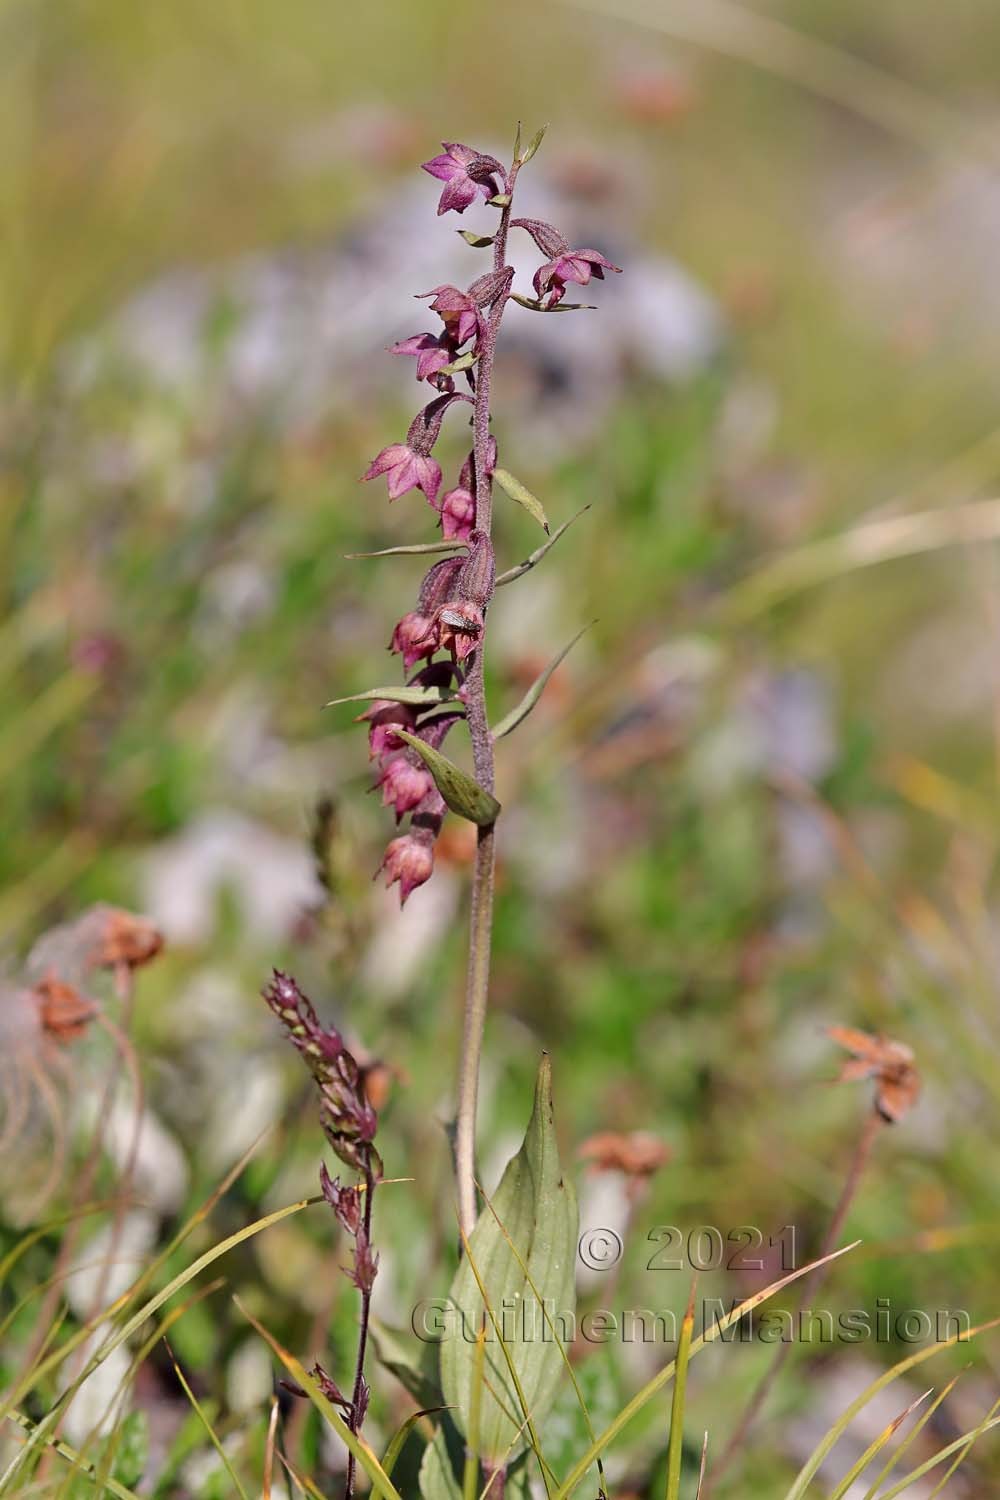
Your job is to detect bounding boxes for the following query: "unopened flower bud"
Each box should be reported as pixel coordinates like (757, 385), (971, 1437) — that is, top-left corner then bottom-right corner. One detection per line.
(438, 485), (475, 540)
(390, 611), (436, 668)
(375, 755), (435, 820)
(356, 699), (418, 759)
(378, 831), (435, 905)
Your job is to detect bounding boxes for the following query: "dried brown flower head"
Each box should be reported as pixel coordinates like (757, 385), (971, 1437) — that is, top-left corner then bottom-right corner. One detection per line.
(33, 973), (97, 1044)
(578, 1130), (671, 1179)
(82, 906), (164, 972)
(827, 1025), (920, 1123)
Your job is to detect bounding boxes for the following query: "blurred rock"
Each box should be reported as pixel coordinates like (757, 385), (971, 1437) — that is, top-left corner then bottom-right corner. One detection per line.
(70, 159), (723, 462)
(142, 808), (323, 946)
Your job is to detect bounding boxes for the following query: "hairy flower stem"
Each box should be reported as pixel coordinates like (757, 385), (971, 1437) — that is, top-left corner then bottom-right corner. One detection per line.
(454, 162), (520, 1241)
(709, 1109), (885, 1491)
(344, 1167), (376, 1500)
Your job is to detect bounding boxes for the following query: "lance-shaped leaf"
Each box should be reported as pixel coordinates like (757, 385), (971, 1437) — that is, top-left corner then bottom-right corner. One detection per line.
(491, 623), (592, 741)
(496, 507), (591, 587)
(492, 468), (549, 533)
(440, 1056), (578, 1467)
(518, 124), (548, 165)
(391, 728), (500, 827)
(326, 686), (457, 709)
(345, 541), (468, 560)
(458, 230), (495, 248)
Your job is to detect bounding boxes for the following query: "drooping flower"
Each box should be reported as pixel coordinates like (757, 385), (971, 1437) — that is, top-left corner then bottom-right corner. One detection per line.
(355, 699), (418, 759)
(533, 247), (622, 307)
(363, 393), (471, 505)
(390, 331), (456, 385)
(438, 484), (475, 541)
(418, 285), (482, 347)
(378, 831), (435, 904)
(421, 142), (502, 216)
(389, 612), (435, 669)
(33, 974), (96, 1043)
(432, 601), (484, 662)
(375, 755), (434, 820)
(362, 444), (442, 505)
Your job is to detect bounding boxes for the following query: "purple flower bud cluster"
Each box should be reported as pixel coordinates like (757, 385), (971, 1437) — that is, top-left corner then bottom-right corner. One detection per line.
(359, 137), (620, 906)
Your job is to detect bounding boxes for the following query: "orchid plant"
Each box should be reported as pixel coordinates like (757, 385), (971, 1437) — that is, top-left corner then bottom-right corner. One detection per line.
(337, 125), (620, 1244)
(267, 124), (621, 1497)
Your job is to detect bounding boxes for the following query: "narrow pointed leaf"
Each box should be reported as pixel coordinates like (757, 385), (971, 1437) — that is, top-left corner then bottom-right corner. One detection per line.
(459, 230), (496, 248)
(511, 294), (597, 313)
(382, 1407), (448, 1479)
(440, 1056), (578, 1467)
(492, 624), (592, 741)
(513, 121), (522, 159)
(346, 542), (468, 560)
(665, 1284), (696, 1500)
(518, 124), (548, 164)
(234, 1297), (404, 1500)
(326, 686), (457, 709)
(496, 507), (591, 587)
(391, 728), (500, 826)
(493, 468), (549, 533)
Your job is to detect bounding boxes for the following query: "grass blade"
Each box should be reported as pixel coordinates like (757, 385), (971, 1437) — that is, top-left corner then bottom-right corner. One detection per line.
(233, 1295), (404, 1500)
(824, 1388), (931, 1500)
(782, 1315), (1000, 1500)
(551, 1240), (860, 1500)
(166, 1340), (250, 1500)
(664, 1281), (696, 1500)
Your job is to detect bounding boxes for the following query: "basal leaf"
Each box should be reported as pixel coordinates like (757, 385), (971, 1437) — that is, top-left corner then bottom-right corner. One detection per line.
(492, 469), (549, 533)
(440, 1057), (578, 1467)
(391, 729), (500, 827)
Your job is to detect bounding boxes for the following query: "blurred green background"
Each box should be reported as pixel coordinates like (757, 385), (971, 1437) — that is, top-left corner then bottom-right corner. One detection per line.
(5, 0), (1000, 1493)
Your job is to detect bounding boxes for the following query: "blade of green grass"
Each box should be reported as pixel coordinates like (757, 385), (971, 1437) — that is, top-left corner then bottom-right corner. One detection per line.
(464, 1330), (487, 1500)
(551, 1240), (860, 1500)
(923, 1394), (1000, 1499)
(1, 1412), (141, 1500)
(783, 1315), (1000, 1500)
(233, 1295), (404, 1500)
(665, 1282), (696, 1500)
(876, 1411), (1000, 1500)
(381, 1407), (448, 1478)
(166, 1340), (250, 1500)
(824, 1388), (931, 1500)
(860, 1373), (963, 1500)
